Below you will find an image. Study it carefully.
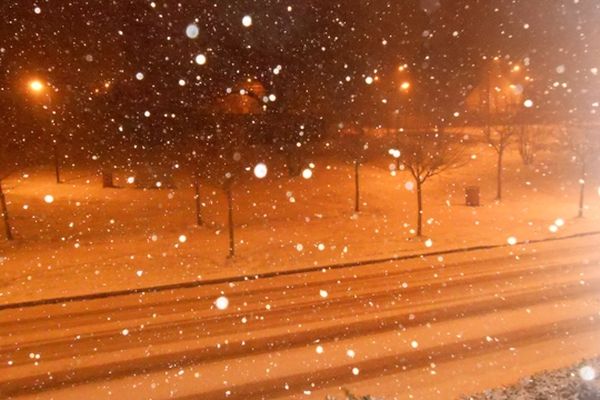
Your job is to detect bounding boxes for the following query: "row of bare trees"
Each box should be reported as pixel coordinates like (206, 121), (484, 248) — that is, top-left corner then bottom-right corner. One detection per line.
(345, 119), (598, 240)
(0, 116), (598, 255)
(484, 121), (599, 217)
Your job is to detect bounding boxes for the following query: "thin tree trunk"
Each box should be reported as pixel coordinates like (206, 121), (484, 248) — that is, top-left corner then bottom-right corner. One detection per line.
(101, 167), (114, 188)
(578, 162), (586, 218)
(194, 177), (203, 226)
(395, 111), (401, 171)
(496, 149), (503, 201)
(53, 140), (61, 184)
(354, 159), (360, 213)
(0, 179), (13, 241)
(285, 147), (301, 177)
(416, 180), (423, 237)
(226, 185), (234, 257)
(518, 125), (533, 166)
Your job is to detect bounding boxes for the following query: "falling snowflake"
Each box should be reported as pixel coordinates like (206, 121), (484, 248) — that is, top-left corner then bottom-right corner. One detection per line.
(253, 163), (268, 179)
(185, 23), (199, 39)
(579, 366), (596, 381)
(302, 168), (313, 179)
(195, 54), (207, 65)
(242, 15), (252, 27)
(214, 296), (229, 310)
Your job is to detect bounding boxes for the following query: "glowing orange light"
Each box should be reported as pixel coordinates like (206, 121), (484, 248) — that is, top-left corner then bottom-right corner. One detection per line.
(400, 81), (411, 91)
(29, 80), (44, 92)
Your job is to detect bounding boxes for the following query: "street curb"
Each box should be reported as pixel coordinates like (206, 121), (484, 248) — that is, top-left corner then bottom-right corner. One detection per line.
(1, 230), (599, 311)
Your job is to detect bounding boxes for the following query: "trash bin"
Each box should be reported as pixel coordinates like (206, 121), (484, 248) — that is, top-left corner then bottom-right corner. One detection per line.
(465, 186), (480, 207)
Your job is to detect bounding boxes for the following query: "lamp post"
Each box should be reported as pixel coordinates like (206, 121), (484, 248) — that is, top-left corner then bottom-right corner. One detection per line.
(28, 79), (61, 184)
(394, 78), (411, 171)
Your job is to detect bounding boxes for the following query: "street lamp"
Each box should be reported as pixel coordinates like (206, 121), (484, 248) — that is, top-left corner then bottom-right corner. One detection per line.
(29, 79), (45, 93)
(394, 78), (411, 170)
(26, 78), (62, 184)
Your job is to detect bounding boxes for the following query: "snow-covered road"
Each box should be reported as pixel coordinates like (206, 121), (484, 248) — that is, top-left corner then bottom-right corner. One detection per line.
(1, 235), (600, 399)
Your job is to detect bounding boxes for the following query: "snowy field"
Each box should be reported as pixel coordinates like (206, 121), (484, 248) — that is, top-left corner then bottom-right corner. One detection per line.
(0, 140), (599, 305)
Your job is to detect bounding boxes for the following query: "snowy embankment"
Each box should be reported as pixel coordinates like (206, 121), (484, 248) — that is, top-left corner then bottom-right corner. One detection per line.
(328, 357), (600, 400)
(462, 358), (600, 400)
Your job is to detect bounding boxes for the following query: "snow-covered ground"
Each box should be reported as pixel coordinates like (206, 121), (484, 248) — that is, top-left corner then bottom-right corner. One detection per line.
(0, 141), (599, 304)
(1, 236), (599, 399)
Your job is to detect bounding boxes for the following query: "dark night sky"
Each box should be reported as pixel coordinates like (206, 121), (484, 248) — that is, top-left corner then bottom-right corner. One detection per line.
(1, 0), (599, 127)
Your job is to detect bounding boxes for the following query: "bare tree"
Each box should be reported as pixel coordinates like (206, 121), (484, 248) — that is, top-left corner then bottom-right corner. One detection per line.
(0, 131), (24, 241)
(186, 116), (221, 227)
(0, 174), (13, 241)
(223, 175), (235, 257)
(485, 124), (517, 201)
(185, 146), (205, 227)
(339, 122), (367, 213)
(0, 94), (21, 240)
(517, 124), (555, 166)
(517, 125), (535, 166)
(563, 124), (600, 218)
(219, 153), (244, 258)
(468, 59), (527, 201)
(212, 120), (245, 258)
(518, 125), (537, 165)
(397, 129), (466, 236)
(192, 171), (204, 226)
(484, 71), (520, 201)
(87, 81), (130, 188)
(192, 141), (240, 258)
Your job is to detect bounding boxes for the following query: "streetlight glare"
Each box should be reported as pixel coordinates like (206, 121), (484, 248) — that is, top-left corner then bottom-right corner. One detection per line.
(29, 80), (44, 92)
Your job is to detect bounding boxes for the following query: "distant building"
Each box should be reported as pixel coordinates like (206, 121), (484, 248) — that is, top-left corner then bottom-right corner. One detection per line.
(214, 79), (266, 115)
(465, 62), (524, 117)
